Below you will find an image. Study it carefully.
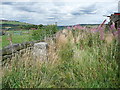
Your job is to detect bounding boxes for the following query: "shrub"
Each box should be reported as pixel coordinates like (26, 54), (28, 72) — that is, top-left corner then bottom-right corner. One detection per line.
(31, 25), (58, 40)
(31, 29), (45, 40)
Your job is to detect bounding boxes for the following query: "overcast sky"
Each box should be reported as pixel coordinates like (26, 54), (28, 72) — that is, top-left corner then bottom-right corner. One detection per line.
(0, 0), (119, 26)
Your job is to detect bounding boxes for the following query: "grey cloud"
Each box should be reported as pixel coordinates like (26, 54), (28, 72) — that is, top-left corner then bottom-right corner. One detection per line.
(71, 10), (96, 16)
(3, 2), (42, 13)
(71, 4), (97, 16)
(16, 6), (37, 13)
(49, 8), (59, 14)
(47, 17), (55, 20)
(15, 3), (37, 13)
(49, 8), (65, 15)
(52, 2), (65, 7)
(2, 2), (14, 5)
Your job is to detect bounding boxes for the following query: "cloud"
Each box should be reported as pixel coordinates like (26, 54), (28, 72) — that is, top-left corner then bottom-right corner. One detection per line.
(71, 3), (97, 16)
(0, 0), (119, 25)
(1, 0), (118, 2)
(1, 2), (14, 5)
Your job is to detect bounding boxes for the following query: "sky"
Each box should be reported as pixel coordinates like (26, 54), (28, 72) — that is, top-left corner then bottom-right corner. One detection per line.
(0, 0), (119, 26)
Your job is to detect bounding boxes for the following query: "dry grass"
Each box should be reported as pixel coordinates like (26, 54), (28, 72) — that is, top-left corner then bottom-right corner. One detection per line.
(55, 29), (74, 49)
(105, 33), (115, 44)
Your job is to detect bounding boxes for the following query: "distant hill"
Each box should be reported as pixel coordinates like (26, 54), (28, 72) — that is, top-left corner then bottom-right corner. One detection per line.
(57, 24), (101, 30)
(0, 20), (33, 30)
(0, 20), (31, 25)
(0, 19), (102, 31)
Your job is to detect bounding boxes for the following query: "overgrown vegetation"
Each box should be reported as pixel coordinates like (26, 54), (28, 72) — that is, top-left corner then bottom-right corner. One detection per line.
(2, 25), (119, 88)
(31, 25), (58, 40)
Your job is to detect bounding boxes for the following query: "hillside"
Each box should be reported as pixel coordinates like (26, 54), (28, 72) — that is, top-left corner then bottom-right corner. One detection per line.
(0, 20), (31, 25)
(0, 20), (33, 30)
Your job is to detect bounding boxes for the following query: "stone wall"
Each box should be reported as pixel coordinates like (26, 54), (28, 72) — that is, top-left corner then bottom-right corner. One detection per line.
(1, 40), (41, 61)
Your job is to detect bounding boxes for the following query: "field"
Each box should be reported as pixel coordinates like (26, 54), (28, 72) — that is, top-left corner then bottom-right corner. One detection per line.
(2, 24), (120, 88)
(1, 30), (32, 49)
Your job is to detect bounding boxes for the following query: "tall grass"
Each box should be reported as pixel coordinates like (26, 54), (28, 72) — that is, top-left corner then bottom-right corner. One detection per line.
(2, 26), (119, 88)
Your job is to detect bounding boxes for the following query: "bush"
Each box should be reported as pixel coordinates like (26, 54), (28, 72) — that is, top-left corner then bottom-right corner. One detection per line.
(31, 25), (58, 40)
(31, 29), (45, 40)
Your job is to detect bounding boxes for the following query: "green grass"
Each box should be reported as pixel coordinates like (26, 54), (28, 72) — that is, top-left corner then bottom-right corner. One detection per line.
(2, 28), (119, 88)
(0, 21), (30, 25)
(1, 30), (35, 49)
(2, 35), (30, 47)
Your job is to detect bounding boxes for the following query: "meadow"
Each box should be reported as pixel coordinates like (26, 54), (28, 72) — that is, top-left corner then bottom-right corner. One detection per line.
(1, 30), (32, 49)
(2, 24), (120, 88)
